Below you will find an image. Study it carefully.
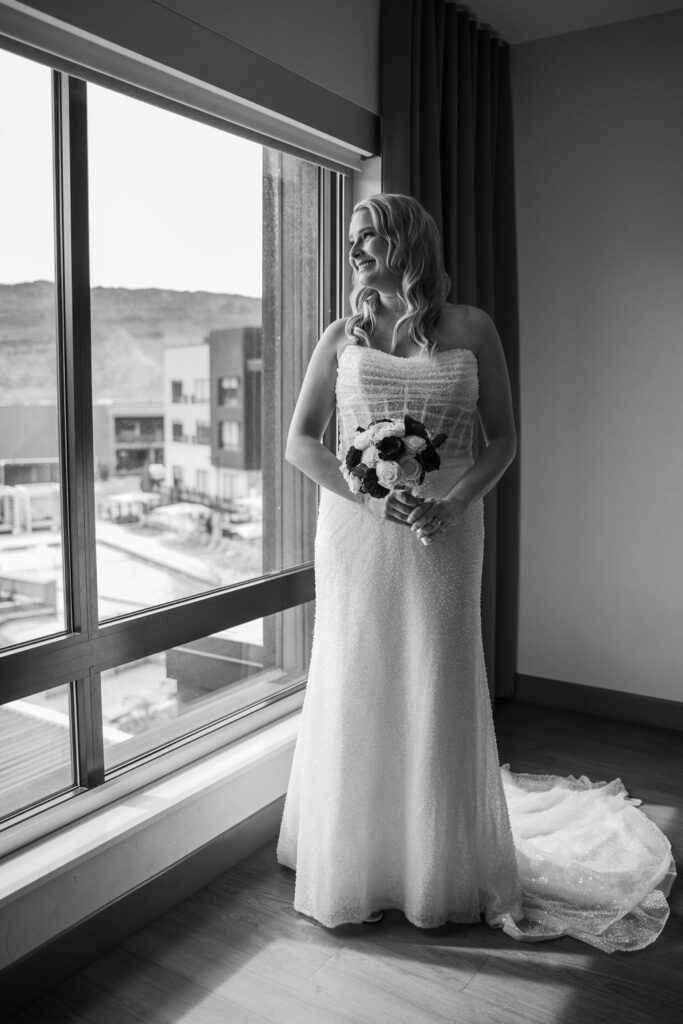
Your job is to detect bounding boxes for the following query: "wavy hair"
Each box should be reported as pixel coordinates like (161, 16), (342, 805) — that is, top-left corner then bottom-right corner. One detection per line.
(346, 193), (451, 355)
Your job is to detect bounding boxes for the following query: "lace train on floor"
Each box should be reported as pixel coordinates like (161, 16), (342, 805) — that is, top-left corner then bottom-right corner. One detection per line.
(494, 765), (676, 952)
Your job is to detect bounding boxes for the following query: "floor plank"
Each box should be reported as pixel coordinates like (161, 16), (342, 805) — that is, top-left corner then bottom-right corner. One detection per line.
(7, 702), (682, 1024)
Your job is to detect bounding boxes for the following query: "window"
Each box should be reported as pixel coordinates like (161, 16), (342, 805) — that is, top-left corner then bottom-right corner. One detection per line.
(196, 469), (209, 493)
(114, 415), (164, 444)
(219, 421), (241, 449)
(0, 42), (348, 834)
(219, 376), (240, 404)
(0, 49), (64, 654)
(100, 604), (313, 772)
(195, 422), (211, 445)
(194, 379), (210, 402)
(0, 685), (74, 819)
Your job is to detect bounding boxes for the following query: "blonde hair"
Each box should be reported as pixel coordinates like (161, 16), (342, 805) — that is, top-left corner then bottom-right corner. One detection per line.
(346, 193), (451, 355)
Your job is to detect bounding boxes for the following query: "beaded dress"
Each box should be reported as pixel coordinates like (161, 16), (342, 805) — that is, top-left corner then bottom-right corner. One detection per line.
(276, 342), (675, 951)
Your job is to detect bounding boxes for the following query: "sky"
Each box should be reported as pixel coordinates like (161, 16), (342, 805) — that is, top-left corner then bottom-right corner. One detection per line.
(0, 48), (263, 296)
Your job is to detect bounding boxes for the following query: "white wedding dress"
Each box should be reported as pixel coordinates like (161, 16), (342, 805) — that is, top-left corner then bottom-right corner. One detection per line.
(276, 342), (676, 952)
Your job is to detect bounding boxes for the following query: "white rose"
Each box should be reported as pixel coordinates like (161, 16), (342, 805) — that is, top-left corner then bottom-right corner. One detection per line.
(398, 454), (422, 486)
(404, 434), (427, 455)
(376, 459), (401, 489)
(347, 474), (361, 494)
(352, 429), (373, 451)
(369, 421), (401, 442)
(361, 446), (380, 468)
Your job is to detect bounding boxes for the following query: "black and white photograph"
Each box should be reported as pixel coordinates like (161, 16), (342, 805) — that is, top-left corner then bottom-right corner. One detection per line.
(0, 1), (681, 1022)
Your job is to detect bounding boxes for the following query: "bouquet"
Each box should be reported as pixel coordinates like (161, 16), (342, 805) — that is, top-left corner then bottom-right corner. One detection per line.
(340, 414), (448, 499)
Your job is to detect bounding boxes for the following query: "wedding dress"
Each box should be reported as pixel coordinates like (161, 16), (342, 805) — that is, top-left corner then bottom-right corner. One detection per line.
(276, 342), (676, 952)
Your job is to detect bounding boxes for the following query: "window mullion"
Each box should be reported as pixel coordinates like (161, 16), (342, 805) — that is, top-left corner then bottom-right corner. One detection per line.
(0, 565), (316, 701)
(320, 167), (347, 454)
(53, 71), (103, 786)
(53, 71), (98, 638)
(72, 670), (105, 788)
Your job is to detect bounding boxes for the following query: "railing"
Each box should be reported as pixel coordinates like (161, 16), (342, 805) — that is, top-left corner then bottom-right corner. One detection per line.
(158, 485), (245, 515)
(115, 433), (164, 444)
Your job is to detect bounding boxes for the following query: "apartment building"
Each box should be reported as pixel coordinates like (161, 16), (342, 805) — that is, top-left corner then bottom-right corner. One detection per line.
(163, 327), (262, 505)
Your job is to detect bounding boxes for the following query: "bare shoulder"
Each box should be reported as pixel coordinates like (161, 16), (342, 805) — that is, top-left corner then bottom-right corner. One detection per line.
(316, 317), (352, 362)
(436, 303), (498, 356)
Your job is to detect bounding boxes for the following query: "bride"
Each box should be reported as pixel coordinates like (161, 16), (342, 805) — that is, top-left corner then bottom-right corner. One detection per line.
(276, 192), (675, 952)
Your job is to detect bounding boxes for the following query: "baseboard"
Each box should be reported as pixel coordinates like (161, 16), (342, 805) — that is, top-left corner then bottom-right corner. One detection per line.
(515, 674), (683, 733)
(0, 795), (285, 1022)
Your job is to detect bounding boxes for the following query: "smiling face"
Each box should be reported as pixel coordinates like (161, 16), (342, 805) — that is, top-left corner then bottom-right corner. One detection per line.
(348, 209), (402, 293)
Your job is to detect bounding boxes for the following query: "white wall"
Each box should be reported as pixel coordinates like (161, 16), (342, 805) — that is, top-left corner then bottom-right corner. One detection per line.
(513, 10), (683, 701)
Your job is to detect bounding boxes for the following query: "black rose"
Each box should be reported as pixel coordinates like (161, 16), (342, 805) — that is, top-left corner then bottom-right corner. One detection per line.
(377, 435), (405, 460)
(431, 432), (448, 450)
(361, 468), (389, 498)
(345, 446), (363, 471)
(350, 463), (368, 480)
(404, 414), (429, 440)
(417, 444), (441, 473)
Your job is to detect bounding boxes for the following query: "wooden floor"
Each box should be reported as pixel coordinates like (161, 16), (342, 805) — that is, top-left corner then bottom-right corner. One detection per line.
(8, 702), (683, 1024)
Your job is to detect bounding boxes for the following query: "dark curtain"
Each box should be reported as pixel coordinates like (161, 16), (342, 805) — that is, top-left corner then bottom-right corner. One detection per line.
(380, 0), (520, 700)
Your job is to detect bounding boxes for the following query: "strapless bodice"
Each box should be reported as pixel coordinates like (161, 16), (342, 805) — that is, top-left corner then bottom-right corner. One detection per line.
(335, 343), (479, 470)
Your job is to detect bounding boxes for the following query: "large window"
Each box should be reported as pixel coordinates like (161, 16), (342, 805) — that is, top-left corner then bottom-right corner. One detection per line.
(0, 43), (348, 835)
(0, 51), (64, 651)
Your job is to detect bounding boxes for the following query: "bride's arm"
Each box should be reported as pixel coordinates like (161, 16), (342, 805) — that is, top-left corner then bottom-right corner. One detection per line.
(286, 323), (421, 523)
(408, 308), (517, 535)
(285, 320), (362, 504)
(447, 308), (517, 506)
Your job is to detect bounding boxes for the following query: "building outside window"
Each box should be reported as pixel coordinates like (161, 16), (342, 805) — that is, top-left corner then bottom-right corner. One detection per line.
(0, 40), (346, 834)
(194, 379), (210, 402)
(218, 376), (240, 404)
(196, 469), (209, 494)
(219, 420), (241, 449)
(112, 408), (165, 476)
(195, 422), (211, 445)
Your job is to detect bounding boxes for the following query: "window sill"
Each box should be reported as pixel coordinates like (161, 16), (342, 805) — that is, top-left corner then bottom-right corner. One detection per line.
(0, 703), (302, 970)
(0, 687), (304, 860)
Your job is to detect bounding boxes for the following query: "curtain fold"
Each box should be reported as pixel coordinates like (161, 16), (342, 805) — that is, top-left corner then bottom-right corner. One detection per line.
(381, 0), (520, 700)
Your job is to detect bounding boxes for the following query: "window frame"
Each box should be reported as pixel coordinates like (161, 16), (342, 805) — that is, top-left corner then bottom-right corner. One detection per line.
(0, 48), (352, 840)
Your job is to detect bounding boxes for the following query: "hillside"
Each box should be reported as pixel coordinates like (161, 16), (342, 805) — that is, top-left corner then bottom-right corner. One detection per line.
(0, 282), (261, 403)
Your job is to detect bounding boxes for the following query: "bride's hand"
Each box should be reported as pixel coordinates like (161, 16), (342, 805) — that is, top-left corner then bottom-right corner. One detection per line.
(361, 486), (423, 526)
(406, 495), (469, 544)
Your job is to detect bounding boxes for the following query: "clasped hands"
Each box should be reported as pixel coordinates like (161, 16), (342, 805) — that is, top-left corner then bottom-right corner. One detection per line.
(361, 486), (468, 544)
